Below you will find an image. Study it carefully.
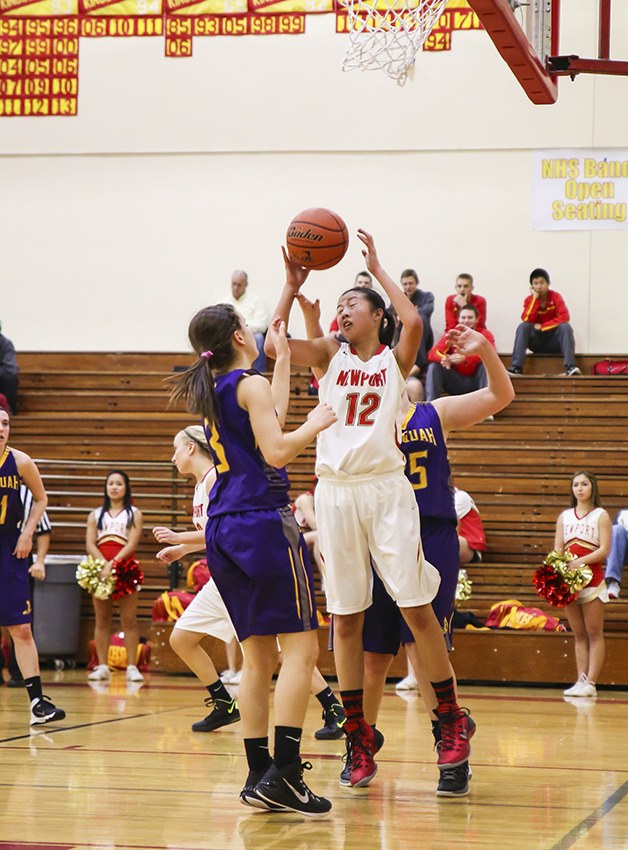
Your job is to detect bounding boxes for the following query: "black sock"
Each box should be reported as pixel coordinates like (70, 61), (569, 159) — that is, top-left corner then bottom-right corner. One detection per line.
(315, 686), (339, 712)
(244, 737), (272, 774)
(274, 726), (302, 769)
(207, 679), (232, 704)
(25, 676), (43, 703)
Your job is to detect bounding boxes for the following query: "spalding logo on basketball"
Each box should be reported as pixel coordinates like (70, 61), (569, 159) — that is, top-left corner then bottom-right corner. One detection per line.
(286, 207), (349, 270)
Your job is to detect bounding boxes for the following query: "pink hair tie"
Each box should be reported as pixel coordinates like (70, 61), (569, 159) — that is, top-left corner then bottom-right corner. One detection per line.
(201, 350), (213, 360)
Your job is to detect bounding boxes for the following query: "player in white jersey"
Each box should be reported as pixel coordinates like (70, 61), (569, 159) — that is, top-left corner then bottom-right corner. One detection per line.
(266, 229), (476, 788)
(153, 427), (241, 732)
(555, 470), (611, 699)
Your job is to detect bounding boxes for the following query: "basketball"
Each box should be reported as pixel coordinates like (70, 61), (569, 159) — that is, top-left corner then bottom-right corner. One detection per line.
(286, 208), (349, 270)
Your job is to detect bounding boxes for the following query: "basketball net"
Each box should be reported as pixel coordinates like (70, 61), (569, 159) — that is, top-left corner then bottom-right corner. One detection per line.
(338, 0), (450, 86)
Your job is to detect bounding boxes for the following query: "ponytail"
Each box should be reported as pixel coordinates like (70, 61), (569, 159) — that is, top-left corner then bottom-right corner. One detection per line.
(170, 303), (240, 424)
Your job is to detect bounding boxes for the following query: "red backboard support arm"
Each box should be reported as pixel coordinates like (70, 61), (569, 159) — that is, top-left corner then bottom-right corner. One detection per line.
(467, 0), (558, 104)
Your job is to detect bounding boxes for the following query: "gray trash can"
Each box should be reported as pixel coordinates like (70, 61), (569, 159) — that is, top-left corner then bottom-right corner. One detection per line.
(33, 554), (82, 658)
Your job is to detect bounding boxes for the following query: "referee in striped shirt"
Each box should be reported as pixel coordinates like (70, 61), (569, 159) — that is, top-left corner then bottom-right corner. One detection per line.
(1, 487), (52, 687)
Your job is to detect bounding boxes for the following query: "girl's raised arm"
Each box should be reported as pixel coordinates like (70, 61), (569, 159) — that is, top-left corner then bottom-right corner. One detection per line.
(267, 317), (291, 428)
(357, 229), (421, 378)
(264, 248), (338, 374)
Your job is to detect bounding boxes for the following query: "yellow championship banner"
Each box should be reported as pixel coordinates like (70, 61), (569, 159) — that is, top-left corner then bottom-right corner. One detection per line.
(0, 0), (481, 116)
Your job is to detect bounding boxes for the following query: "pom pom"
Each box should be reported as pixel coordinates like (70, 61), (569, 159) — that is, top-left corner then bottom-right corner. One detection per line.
(532, 550), (592, 608)
(455, 569), (473, 604)
(110, 556), (144, 600)
(76, 556), (115, 600)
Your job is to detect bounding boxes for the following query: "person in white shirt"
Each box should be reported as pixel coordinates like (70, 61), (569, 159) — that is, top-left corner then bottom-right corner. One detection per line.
(225, 270), (269, 371)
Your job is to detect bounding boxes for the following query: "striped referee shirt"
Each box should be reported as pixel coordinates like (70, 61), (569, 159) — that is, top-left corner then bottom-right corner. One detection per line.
(19, 484), (52, 535)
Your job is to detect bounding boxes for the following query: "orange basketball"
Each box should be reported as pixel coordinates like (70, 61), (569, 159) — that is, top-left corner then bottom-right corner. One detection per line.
(286, 208), (349, 270)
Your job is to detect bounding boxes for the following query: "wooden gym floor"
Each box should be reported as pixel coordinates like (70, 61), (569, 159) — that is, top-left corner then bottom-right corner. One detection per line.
(0, 672), (626, 850)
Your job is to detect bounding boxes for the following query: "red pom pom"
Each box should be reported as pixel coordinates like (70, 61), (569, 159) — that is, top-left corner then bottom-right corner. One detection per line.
(533, 563), (576, 608)
(111, 557), (144, 600)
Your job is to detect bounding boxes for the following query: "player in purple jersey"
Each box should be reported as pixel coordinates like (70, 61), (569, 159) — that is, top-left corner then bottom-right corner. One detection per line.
(359, 325), (514, 796)
(171, 295), (337, 818)
(0, 405), (66, 726)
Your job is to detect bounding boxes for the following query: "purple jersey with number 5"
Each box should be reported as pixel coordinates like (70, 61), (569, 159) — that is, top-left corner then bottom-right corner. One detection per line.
(204, 369), (290, 518)
(400, 402), (456, 522)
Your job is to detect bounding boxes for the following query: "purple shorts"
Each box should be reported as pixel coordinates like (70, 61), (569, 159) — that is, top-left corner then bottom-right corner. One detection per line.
(205, 505), (318, 642)
(0, 533), (33, 627)
(363, 518), (459, 654)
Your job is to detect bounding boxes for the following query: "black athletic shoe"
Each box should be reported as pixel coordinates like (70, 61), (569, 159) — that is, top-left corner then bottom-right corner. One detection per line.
(437, 761), (470, 797)
(314, 702), (346, 740)
(191, 696), (240, 732)
(506, 366), (522, 375)
(240, 768), (286, 811)
(30, 696), (66, 726)
(254, 761), (332, 818)
(8, 678), (25, 688)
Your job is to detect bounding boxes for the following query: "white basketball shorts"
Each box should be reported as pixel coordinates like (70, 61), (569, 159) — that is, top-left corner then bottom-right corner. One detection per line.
(173, 577), (237, 643)
(315, 471), (440, 615)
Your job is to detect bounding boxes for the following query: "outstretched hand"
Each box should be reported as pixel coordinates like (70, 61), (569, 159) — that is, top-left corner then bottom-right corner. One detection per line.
(296, 291), (321, 323)
(356, 229), (382, 276)
(446, 325), (488, 357)
(268, 316), (290, 360)
(282, 246), (310, 293)
(307, 401), (337, 433)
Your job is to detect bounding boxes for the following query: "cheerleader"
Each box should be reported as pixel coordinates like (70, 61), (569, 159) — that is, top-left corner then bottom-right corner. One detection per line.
(85, 470), (144, 682)
(557, 470), (611, 697)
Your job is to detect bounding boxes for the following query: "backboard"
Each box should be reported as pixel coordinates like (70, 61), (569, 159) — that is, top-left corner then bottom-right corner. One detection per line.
(468, 0), (628, 105)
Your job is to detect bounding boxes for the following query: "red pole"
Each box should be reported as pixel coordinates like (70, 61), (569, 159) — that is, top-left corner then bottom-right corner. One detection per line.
(551, 0), (560, 59)
(599, 0), (611, 59)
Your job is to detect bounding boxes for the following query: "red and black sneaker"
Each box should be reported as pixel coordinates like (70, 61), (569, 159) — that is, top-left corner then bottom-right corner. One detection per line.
(347, 719), (377, 787)
(436, 707), (476, 769)
(340, 724), (384, 786)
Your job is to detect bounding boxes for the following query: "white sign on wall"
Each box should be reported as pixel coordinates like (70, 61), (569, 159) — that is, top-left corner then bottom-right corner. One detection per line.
(533, 149), (628, 231)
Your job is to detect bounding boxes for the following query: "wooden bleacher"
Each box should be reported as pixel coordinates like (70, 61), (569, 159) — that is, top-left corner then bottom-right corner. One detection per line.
(12, 351), (628, 685)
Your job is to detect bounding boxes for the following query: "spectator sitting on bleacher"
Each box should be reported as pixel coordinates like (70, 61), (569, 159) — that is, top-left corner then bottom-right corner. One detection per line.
(225, 270), (269, 372)
(445, 274), (487, 330)
(0, 323), (19, 415)
(455, 486), (486, 564)
(507, 268), (580, 377)
(425, 305), (495, 402)
(605, 507), (628, 600)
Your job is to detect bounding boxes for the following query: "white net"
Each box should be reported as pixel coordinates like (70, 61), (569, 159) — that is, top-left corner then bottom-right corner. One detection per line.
(339, 0), (450, 86)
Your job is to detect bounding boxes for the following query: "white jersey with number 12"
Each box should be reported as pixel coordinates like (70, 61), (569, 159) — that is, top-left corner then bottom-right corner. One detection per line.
(316, 343), (406, 478)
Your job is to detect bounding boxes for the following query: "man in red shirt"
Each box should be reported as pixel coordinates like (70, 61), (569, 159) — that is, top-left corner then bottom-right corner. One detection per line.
(425, 304), (495, 401)
(508, 268), (580, 376)
(444, 273), (487, 330)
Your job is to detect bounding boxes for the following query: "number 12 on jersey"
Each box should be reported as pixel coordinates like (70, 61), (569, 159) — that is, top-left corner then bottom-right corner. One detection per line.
(345, 392), (381, 427)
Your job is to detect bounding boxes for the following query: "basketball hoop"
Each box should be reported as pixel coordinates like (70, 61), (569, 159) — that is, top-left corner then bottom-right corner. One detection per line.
(338, 0), (450, 86)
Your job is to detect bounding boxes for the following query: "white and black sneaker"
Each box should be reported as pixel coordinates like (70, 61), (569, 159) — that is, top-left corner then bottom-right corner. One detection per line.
(30, 696), (66, 726)
(437, 761), (471, 797)
(253, 761), (332, 818)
